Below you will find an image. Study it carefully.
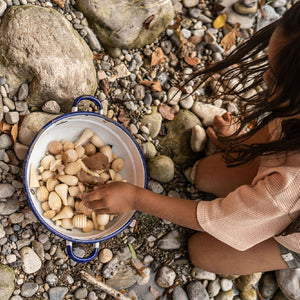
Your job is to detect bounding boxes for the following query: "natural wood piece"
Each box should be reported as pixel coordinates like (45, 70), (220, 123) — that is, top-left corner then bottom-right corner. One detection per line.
(80, 271), (132, 300)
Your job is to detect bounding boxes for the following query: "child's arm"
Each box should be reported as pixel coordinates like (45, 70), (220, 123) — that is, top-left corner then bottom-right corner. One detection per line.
(82, 181), (204, 231)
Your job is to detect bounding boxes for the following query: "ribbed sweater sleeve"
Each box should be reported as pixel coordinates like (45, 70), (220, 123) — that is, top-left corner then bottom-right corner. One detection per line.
(196, 172), (294, 251)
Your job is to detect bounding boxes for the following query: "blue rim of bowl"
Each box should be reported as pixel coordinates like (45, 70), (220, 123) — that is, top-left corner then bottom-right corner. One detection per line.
(23, 111), (148, 244)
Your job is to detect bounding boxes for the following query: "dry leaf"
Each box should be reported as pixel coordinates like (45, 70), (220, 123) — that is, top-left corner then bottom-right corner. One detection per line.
(158, 104), (175, 120)
(220, 23), (241, 51)
(213, 14), (227, 29)
(93, 52), (105, 60)
(167, 13), (184, 45)
(99, 79), (110, 95)
(2, 121), (12, 132)
(118, 110), (129, 127)
(259, 0), (267, 18)
(0, 120), (19, 144)
(53, 0), (64, 8)
(143, 15), (155, 29)
(10, 123), (18, 144)
(167, 13), (181, 31)
(139, 80), (162, 93)
(184, 56), (200, 66)
(213, 4), (226, 13)
(151, 47), (165, 67)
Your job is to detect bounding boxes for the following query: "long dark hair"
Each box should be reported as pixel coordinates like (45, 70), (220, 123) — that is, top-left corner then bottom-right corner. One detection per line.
(187, 1), (300, 167)
(187, 2), (300, 236)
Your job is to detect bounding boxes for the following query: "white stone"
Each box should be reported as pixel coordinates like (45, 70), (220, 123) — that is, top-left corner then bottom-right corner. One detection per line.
(208, 278), (221, 298)
(0, 0), (7, 17)
(167, 87), (182, 105)
(180, 94), (194, 109)
(221, 278), (233, 292)
(191, 266), (216, 281)
(191, 125), (207, 152)
(191, 102), (226, 127)
(183, 0), (199, 7)
(20, 247), (42, 274)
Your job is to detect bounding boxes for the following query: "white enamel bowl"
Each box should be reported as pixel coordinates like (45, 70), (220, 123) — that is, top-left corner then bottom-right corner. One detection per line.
(23, 96), (147, 262)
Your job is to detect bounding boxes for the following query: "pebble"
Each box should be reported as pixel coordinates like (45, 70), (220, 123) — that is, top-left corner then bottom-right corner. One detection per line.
(167, 87), (182, 105)
(0, 183), (15, 198)
(276, 269), (300, 300)
(3, 97), (15, 110)
(157, 229), (184, 250)
(215, 289), (235, 300)
(208, 278), (221, 297)
(156, 266), (176, 288)
(191, 267), (216, 281)
(48, 287), (68, 300)
(5, 111), (20, 124)
(9, 212), (24, 223)
(46, 273), (59, 285)
(21, 282), (39, 297)
(85, 27), (101, 52)
(75, 287), (88, 299)
(20, 247), (42, 274)
(187, 280), (209, 300)
(180, 94), (194, 109)
(0, 77), (6, 85)
(0, 0), (7, 17)
(183, 0), (199, 7)
(258, 272), (278, 298)
(147, 180), (164, 194)
(173, 285), (189, 300)
(191, 102), (226, 127)
(0, 133), (13, 149)
(17, 83), (29, 100)
(0, 199), (20, 215)
(15, 101), (28, 112)
(191, 124), (207, 152)
(99, 248), (113, 263)
(42, 100), (61, 114)
(220, 278), (233, 292)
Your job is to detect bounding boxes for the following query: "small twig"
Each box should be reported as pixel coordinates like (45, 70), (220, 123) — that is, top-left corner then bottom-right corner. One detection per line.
(81, 271), (132, 300)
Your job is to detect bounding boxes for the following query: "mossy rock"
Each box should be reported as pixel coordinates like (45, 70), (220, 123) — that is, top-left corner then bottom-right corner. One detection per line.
(158, 109), (203, 168)
(0, 264), (15, 300)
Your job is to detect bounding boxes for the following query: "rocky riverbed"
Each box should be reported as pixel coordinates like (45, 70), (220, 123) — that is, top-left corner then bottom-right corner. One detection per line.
(0, 0), (299, 299)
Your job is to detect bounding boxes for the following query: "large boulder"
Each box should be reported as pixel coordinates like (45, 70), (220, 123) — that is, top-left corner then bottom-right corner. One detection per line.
(76, 0), (175, 50)
(0, 5), (97, 111)
(158, 110), (202, 168)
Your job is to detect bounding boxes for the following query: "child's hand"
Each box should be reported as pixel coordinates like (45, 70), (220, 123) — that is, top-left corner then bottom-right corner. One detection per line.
(82, 181), (141, 215)
(206, 112), (241, 148)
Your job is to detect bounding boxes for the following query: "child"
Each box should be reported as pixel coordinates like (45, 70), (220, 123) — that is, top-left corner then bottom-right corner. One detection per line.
(83, 2), (300, 275)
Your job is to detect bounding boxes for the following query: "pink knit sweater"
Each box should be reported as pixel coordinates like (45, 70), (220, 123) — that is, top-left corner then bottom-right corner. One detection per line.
(196, 119), (300, 252)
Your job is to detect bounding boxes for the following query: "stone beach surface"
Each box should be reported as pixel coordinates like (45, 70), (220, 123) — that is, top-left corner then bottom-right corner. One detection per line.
(0, 0), (299, 299)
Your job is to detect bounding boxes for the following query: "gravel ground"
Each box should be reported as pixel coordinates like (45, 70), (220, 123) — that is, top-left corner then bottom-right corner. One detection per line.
(0, 0), (298, 299)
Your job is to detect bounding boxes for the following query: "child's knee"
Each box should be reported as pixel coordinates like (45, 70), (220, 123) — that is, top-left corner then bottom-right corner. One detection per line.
(188, 232), (208, 268)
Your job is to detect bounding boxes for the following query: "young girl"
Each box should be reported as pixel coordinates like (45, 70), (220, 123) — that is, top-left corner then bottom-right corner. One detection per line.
(83, 2), (300, 275)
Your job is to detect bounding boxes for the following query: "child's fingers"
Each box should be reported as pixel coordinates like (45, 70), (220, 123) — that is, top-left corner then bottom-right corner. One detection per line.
(206, 127), (218, 143)
(222, 112), (232, 121)
(82, 190), (103, 202)
(84, 199), (104, 210)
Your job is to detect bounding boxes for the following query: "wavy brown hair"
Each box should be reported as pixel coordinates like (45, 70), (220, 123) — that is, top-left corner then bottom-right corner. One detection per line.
(187, 1), (300, 167)
(186, 2), (300, 236)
